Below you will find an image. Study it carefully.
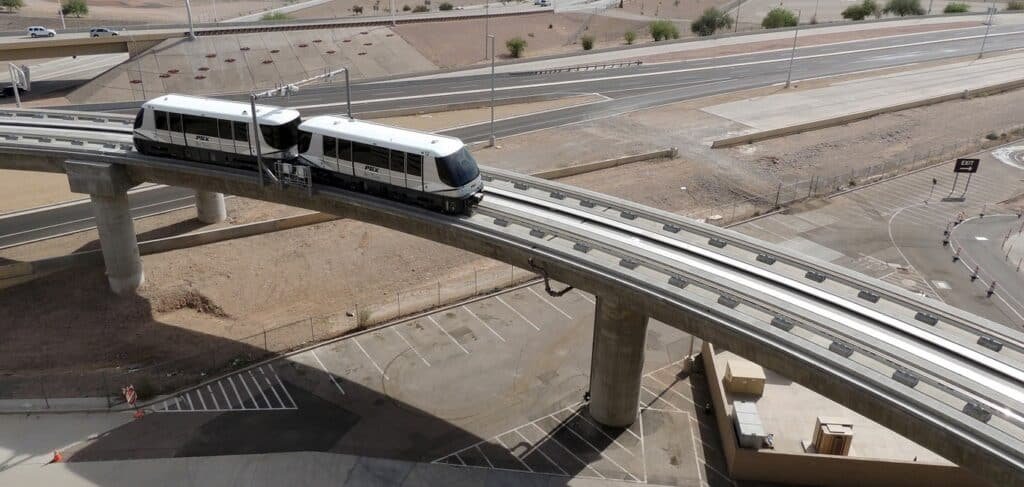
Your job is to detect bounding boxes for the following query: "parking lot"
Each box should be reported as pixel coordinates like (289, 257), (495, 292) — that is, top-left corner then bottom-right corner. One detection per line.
(76, 280), (730, 486)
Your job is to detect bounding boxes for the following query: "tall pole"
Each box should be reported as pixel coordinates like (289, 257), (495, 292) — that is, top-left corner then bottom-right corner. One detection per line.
(185, 0), (196, 39)
(57, 5), (66, 29)
(489, 34), (496, 147)
(251, 94), (265, 186)
(812, 0), (818, 21)
(979, 1), (995, 58)
(734, 1), (740, 32)
(484, 3), (490, 61)
(345, 68), (352, 119)
(390, 0), (396, 25)
(784, 10), (801, 88)
(212, 0), (218, 21)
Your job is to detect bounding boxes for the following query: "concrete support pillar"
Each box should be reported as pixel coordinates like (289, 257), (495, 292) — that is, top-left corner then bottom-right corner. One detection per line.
(589, 295), (649, 428)
(66, 161), (144, 295)
(195, 190), (227, 224)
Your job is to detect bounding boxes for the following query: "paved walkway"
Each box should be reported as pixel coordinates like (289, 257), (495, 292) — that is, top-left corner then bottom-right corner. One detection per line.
(703, 51), (1024, 134)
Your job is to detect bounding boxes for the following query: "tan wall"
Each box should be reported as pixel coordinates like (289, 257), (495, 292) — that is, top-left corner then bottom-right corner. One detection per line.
(700, 343), (988, 487)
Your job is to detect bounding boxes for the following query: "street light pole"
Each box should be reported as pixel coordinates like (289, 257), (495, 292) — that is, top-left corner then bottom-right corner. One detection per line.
(784, 10), (801, 88)
(734, 1), (740, 32)
(185, 0), (196, 39)
(250, 94), (266, 186)
(488, 34), (496, 147)
(484, 3), (490, 61)
(979, 1), (996, 58)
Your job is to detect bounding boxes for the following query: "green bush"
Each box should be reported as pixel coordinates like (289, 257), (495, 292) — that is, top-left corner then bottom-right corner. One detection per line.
(1, 0), (24, 12)
(61, 0), (87, 17)
(943, 1), (968, 12)
(1007, 0), (1024, 9)
(651, 19), (681, 40)
(842, 0), (881, 18)
(506, 36), (527, 57)
(402, 3), (410, 9)
(688, 9), (731, 36)
(883, 0), (924, 16)
(624, 30), (636, 44)
(352, 4), (363, 13)
(438, 1), (453, 9)
(261, 11), (290, 20)
(412, 4), (428, 11)
(581, 34), (595, 50)
(761, 7), (798, 28)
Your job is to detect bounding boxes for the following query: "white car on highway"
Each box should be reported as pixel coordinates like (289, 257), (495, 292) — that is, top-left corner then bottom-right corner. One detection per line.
(27, 26), (56, 38)
(89, 27), (119, 37)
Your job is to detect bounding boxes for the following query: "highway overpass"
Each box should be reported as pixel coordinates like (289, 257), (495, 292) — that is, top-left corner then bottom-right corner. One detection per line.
(0, 112), (1020, 486)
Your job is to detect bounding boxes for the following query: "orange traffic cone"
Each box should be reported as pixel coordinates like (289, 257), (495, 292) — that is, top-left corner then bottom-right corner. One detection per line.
(133, 409), (145, 420)
(51, 450), (63, 463)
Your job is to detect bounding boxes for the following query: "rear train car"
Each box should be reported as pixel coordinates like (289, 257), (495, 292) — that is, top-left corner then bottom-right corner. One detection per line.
(297, 116), (484, 214)
(133, 94), (302, 169)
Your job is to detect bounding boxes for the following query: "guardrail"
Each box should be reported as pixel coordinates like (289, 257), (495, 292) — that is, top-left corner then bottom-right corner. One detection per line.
(510, 60), (643, 76)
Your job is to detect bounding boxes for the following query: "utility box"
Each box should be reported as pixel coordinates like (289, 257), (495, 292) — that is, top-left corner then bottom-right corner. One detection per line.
(733, 401), (767, 449)
(811, 417), (854, 455)
(724, 359), (766, 396)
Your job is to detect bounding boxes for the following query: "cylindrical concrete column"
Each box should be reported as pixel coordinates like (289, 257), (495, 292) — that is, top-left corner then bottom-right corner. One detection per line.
(90, 193), (144, 295)
(195, 191), (227, 224)
(589, 295), (649, 427)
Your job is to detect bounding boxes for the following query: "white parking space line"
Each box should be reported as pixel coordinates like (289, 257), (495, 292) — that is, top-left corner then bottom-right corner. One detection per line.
(495, 436), (535, 472)
(529, 287), (574, 320)
(461, 305), (506, 342)
(393, 327), (431, 367)
(249, 370), (272, 408)
(530, 423), (606, 479)
(495, 296), (541, 331)
(354, 337), (390, 380)
(453, 454), (467, 466)
(217, 382), (231, 408)
(310, 349), (346, 395)
(559, 415), (639, 481)
(269, 364), (297, 408)
(574, 290), (595, 305)
(574, 413), (636, 457)
(259, 367), (286, 408)
(475, 445), (496, 468)
(641, 386), (684, 413)
(207, 385), (220, 409)
(514, 430), (568, 475)
(185, 392), (195, 411)
(239, 372), (258, 405)
(645, 374), (696, 406)
(428, 316), (471, 354)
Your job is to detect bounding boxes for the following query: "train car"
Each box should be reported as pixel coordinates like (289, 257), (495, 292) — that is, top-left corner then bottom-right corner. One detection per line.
(133, 94), (302, 169)
(297, 115), (484, 214)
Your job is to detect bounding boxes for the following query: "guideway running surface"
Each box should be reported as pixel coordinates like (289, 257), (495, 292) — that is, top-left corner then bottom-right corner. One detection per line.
(0, 120), (1022, 485)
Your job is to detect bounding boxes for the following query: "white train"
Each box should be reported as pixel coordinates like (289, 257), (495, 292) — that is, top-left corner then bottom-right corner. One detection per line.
(131, 94), (483, 214)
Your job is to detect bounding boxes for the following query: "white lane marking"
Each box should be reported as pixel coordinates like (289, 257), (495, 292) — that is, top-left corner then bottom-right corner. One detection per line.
(428, 315), (471, 354)
(310, 349), (346, 395)
(0, 183), (164, 220)
(645, 374), (696, 405)
(528, 287), (574, 319)
(228, 376), (245, 408)
(453, 453), (467, 466)
(353, 337), (390, 380)
(217, 381), (231, 409)
(185, 392), (195, 411)
(197, 390), (209, 410)
(530, 423), (606, 479)
(475, 445), (496, 468)
(495, 296), (541, 331)
(573, 413), (637, 457)
(639, 410), (648, 483)
(461, 305), (506, 342)
(206, 385), (220, 409)
(558, 413), (639, 482)
(0, 194), (195, 240)
(575, 290), (595, 305)
(307, 28), (1024, 111)
(514, 429), (568, 474)
(641, 385), (684, 413)
(494, 435), (534, 472)
(394, 327), (431, 367)
(259, 366), (287, 407)
(269, 364), (297, 408)
(239, 372), (258, 406)
(248, 370), (272, 408)
(161, 400), (169, 411)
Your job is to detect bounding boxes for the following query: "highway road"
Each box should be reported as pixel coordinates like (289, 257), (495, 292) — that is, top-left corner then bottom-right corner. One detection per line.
(3, 24), (1024, 247)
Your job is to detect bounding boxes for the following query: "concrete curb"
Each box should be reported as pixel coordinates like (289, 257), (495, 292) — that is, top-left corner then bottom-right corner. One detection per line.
(358, 93), (570, 119)
(0, 212), (338, 290)
(530, 148), (678, 179)
(710, 76), (1024, 148)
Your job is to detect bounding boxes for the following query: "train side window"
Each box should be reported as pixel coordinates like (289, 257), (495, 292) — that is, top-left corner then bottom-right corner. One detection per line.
(407, 153), (422, 177)
(218, 119), (232, 140)
(297, 130), (312, 153)
(169, 112), (182, 132)
(369, 146), (389, 168)
(233, 121), (248, 142)
(390, 150), (405, 173)
(337, 138), (352, 161)
(352, 142), (372, 165)
(154, 110), (167, 130)
(323, 136), (336, 157)
(184, 115), (217, 137)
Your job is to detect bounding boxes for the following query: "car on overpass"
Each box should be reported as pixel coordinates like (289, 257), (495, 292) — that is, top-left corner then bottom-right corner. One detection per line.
(26, 26), (56, 38)
(89, 27), (119, 37)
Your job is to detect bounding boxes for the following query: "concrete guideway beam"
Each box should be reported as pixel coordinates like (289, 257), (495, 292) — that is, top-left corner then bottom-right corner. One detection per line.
(589, 295), (649, 428)
(65, 161), (144, 295)
(195, 190), (227, 224)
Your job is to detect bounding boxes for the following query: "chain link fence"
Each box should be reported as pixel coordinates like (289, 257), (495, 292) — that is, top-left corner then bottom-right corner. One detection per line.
(0, 263), (535, 408)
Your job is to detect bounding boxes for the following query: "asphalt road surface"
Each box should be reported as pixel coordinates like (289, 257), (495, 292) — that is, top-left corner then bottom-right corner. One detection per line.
(4, 24), (1024, 247)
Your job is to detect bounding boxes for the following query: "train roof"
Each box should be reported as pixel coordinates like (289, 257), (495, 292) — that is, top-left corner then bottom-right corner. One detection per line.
(299, 116), (464, 157)
(142, 94), (301, 126)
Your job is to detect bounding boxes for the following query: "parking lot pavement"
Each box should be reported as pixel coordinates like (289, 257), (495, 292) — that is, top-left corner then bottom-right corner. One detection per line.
(154, 364), (297, 413)
(736, 148), (1024, 327)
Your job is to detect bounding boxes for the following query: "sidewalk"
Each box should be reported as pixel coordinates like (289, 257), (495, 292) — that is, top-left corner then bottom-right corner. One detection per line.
(0, 413), (132, 473)
(704, 51), (1024, 144)
(400, 13), (1022, 80)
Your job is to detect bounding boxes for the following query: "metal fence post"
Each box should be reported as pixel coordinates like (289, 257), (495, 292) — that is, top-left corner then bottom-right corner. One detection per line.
(397, 291), (402, 316)
(474, 268), (479, 295)
(41, 377), (49, 410)
(103, 371), (111, 409)
(436, 281), (441, 306)
(263, 330), (268, 351)
(774, 182), (782, 207)
(309, 318), (315, 342)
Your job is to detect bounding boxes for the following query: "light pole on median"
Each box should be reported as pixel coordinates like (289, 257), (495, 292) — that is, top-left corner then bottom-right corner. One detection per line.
(979, 1), (996, 58)
(484, 3), (491, 61)
(184, 0), (197, 39)
(489, 34), (496, 147)
(784, 10), (801, 88)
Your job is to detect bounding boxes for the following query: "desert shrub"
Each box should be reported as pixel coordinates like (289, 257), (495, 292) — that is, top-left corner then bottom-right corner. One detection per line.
(944, 1), (968, 12)
(412, 4), (428, 11)
(439, 2), (453, 9)
(761, 7), (798, 28)
(651, 19), (682, 39)
(624, 30), (636, 44)
(1, 0), (24, 12)
(581, 34), (595, 50)
(61, 0), (87, 17)
(402, 4), (410, 9)
(689, 9), (731, 36)
(352, 4), (363, 13)
(261, 11), (290, 20)
(1006, 0), (1024, 9)
(884, 0), (924, 16)
(506, 36), (527, 57)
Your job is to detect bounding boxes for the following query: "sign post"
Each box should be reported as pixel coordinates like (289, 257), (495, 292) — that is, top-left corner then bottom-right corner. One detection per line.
(945, 158), (979, 201)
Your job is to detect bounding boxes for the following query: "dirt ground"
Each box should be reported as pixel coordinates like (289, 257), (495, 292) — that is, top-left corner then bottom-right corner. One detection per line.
(0, 169), (77, 214)
(291, 0), (520, 20)
(12, 0), (293, 25)
(393, 12), (650, 66)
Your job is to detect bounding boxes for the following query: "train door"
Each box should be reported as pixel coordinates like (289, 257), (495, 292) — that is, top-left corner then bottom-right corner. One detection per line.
(234, 121), (252, 160)
(389, 149), (406, 188)
(167, 112), (186, 151)
(322, 136), (338, 171)
(217, 119), (234, 156)
(405, 153), (424, 192)
(152, 110), (170, 145)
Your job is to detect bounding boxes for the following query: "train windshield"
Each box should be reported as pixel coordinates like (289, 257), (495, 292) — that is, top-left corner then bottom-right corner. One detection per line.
(436, 147), (480, 187)
(133, 108), (144, 129)
(260, 117), (301, 150)
(297, 129), (312, 153)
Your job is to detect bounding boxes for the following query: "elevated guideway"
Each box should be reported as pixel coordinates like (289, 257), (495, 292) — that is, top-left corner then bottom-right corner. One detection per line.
(0, 114), (1021, 485)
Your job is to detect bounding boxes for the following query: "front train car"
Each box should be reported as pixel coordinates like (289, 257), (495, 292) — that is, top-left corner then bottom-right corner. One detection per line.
(297, 116), (484, 214)
(133, 94), (301, 169)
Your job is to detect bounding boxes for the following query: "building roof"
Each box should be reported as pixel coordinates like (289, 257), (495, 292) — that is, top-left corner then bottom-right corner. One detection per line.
(299, 115), (464, 157)
(143, 94), (300, 126)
